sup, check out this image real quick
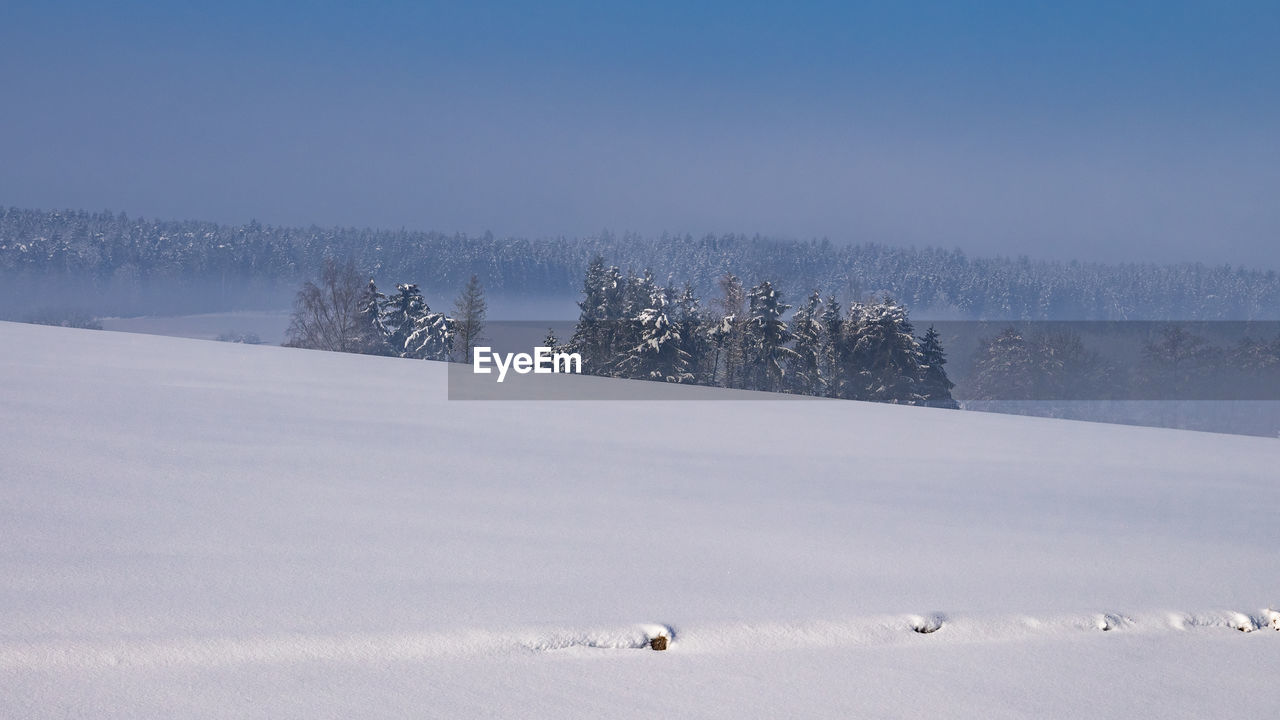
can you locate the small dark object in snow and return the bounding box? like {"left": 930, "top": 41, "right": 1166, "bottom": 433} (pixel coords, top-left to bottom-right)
{"left": 910, "top": 614, "right": 945, "bottom": 634}
{"left": 649, "top": 635, "right": 668, "bottom": 651}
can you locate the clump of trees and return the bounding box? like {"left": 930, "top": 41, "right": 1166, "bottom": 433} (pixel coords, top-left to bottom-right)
{"left": 966, "top": 328, "right": 1113, "bottom": 401}
{"left": 285, "top": 258, "right": 458, "bottom": 361}
{"left": 961, "top": 324, "right": 1280, "bottom": 401}
{"left": 285, "top": 255, "right": 959, "bottom": 407}
{"left": 563, "top": 257, "right": 958, "bottom": 407}
{"left": 215, "top": 331, "right": 263, "bottom": 344}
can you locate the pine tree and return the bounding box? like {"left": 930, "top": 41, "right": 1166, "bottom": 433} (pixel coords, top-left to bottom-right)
{"left": 598, "top": 265, "right": 626, "bottom": 369}
{"left": 917, "top": 325, "right": 959, "bottom": 408}
{"left": 711, "top": 273, "right": 746, "bottom": 388}
{"left": 543, "top": 327, "right": 559, "bottom": 350}
{"left": 843, "top": 298, "right": 924, "bottom": 404}
{"left": 382, "top": 283, "right": 428, "bottom": 358}
{"left": 820, "top": 295, "right": 845, "bottom": 398}
{"left": 568, "top": 256, "right": 607, "bottom": 370}
{"left": 788, "top": 290, "right": 824, "bottom": 395}
{"left": 615, "top": 270, "right": 660, "bottom": 376}
{"left": 568, "top": 257, "right": 624, "bottom": 375}
{"left": 742, "top": 281, "right": 798, "bottom": 393}
{"left": 616, "top": 283, "right": 693, "bottom": 383}
{"left": 673, "top": 283, "right": 713, "bottom": 384}
{"left": 404, "top": 306, "right": 455, "bottom": 361}
{"left": 1031, "top": 330, "right": 1112, "bottom": 401}
{"left": 1138, "top": 325, "right": 1221, "bottom": 398}
{"left": 356, "top": 278, "right": 390, "bottom": 356}
{"left": 968, "top": 326, "right": 1037, "bottom": 400}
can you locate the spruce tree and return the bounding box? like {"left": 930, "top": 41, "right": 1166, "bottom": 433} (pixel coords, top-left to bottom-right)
{"left": 820, "top": 295, "right": 846, "bottom": 398}
{"left": 568, "top": 258, "right": 625, "bottom": 375}
{"left": 742, "top": 281, "right": 798, "bottom": 393}
{"left": 382, "top": 283, "right": 428, "bottom": 358}
{"left": 597, "top": 265, "right": 626, "bottom": 370}
{"left": 673, "top": 283, "right": 713, "bottom": 384}
{"left": 1138, "top": 325, "right": 1221, "bottom": 398}
{"left": 711, "top": 273, "right": 746, "bottom": 388}
{"left": 404, "top": 306, "right": 455, "bottom": 361}
{"left": 788, "top": 290, "right": 824, "bottom": 396}
{"left": 616, "top": 285, "right": 693, "bottom": 383}
{"left": 568, "top": 257, "right": 605, "bottom": 370}
{"left": 917, "top": 325, "right": 959, "bottom": 408}
{"left": 844, "top": 298, "right": 924, "bottom": 404}
{"left": 355, "top": 278, "right": 390, "bottom": 356}
{"left": 615, "top": 270, "right": 660, "bottom": 376}
{"left": 968, "top": 327, "right": 1037, "bottom": 400}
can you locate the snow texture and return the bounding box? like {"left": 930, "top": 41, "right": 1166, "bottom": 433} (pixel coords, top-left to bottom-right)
{"left": 1, "top": 321, "right": 1277, "bottom": 718}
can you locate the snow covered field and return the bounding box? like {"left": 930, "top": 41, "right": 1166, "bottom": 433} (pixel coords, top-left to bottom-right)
{"left": 2, "top": 321, "right": 1277, "bottom": 718}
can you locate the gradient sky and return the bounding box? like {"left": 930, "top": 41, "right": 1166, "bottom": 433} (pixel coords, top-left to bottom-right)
{"left": 2, "top": 1, "right": 1277, "bottom": 267}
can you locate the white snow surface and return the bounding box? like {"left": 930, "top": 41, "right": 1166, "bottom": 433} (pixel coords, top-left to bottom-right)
{"left": 2, "top": 321, "right": 1277, "bottom": 718}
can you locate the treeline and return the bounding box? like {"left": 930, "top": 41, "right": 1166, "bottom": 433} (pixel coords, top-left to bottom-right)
{"left": 557, "top": 258, "right": 959, "bottom": 406}
{"left": 283, "top": 260, "right": 1280, "bottom": 407}
{"left": 286, "top": 257, "right": 959, "bottom": 407}
{"left": 959, "top": 324, "right": 1280, "bottom": 401}
{"left": 4, "top": 206, "right": 1280, "bottom": 320}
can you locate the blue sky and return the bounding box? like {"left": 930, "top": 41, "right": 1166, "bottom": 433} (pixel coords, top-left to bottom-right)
{"left": 2, "top": 1, "right": 1277, "bottom": 266}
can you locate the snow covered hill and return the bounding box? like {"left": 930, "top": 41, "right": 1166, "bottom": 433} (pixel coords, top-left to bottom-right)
{"left": 2, "top": 321, "right": 1277, "bottom": 718}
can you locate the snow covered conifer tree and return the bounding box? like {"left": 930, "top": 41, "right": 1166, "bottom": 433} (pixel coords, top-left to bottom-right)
{"left": 568, "top": 257, "right": 607, "bottom": 370}
{"left": 673, "top": 283, "right": 713, "bottom": 384}
{"left": 968, "top": 326, "right": 1036, "bottom": 400}
{"left": 617, "top": 270, "right": 657, "bottom": 364}
{"left": 568, "top": 258, "right": 624, "bottom": 375}
{"left": 404, "top": 305, "right": 455, "bottom": 361}
{"left": 788, "top": 290, "right": 824, "bottom": 396}
{"left": 381, "top": 283, "right": 428, "bottom": 358}
{"left": 843, "top": 297, "right": 924, "bottom": 404}
{"left": 711, "top": 273, "right": 746, "bottom": 388}
{"left": 616, "top": 284, "right": 692, "bottom": 383}
{"left": 355, "top": 278, "right": 391, "bottom": 356}
{"left": 820, "top": 295, "right": 846, "bottom": 398}
{"left": 741, "top": 281, "right": 798, "bottom": 393}
{"left": 917, "top": 325, "right": 959, "bottom": 408}
{"left": 597, "top": 265, "right": 626, "bottom": 369}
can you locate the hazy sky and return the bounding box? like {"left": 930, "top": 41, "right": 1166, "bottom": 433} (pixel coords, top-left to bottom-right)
{"left": 2, "top": 1, "right": 1277, "bottom": 267}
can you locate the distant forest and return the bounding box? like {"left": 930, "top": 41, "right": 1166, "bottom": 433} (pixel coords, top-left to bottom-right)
{"left": 3, "top": 206, "right": 1279, "bottom": 320}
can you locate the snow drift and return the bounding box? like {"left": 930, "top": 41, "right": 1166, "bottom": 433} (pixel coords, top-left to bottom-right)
{"left": 1, "top": 321, "right": 1276, "bottom": 718}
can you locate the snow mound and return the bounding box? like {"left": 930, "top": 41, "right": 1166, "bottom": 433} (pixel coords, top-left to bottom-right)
{"left": 520, "top": 624, "right": 675, "bottom": 652}
{"left": 909, "top": 613, "right": 947, "bottom": 634}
